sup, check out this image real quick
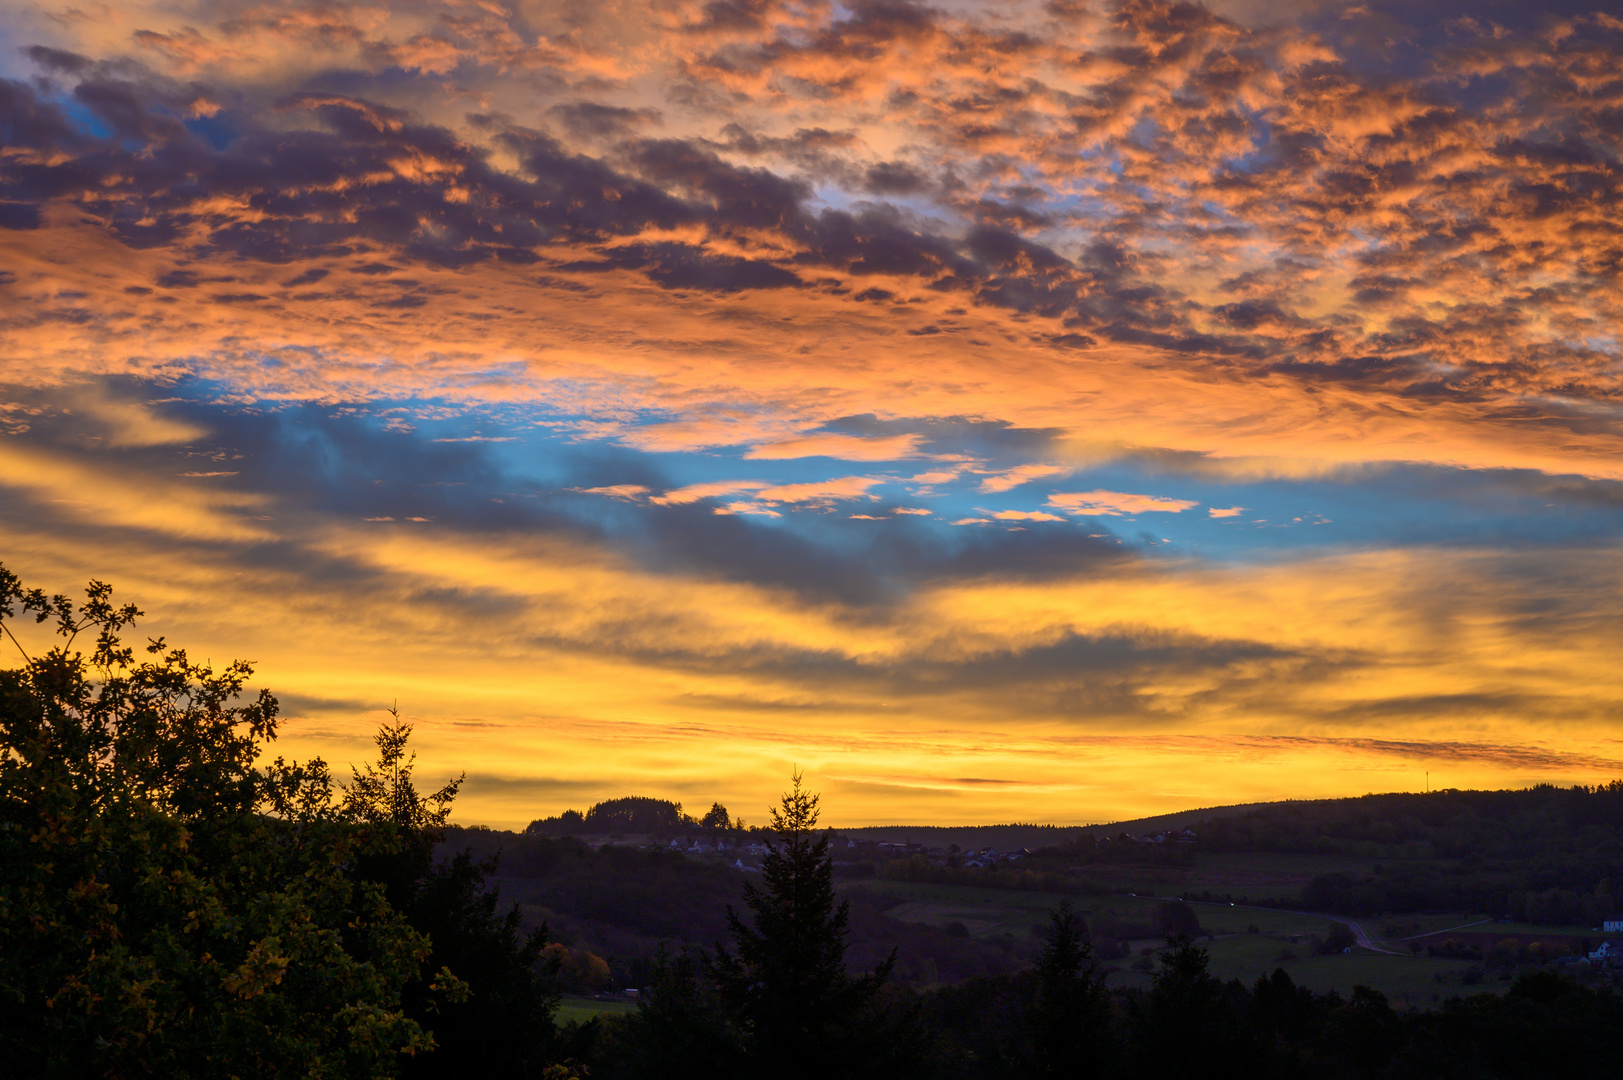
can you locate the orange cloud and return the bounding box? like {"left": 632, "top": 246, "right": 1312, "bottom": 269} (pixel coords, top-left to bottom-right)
{"left": 976, "top": 463, "right": 1068, "bottom": 493}
{"left": 5, "top": 459, "right": 1620, "bottom": 830}
{"left": 713, "top": 501, "right": 781, "bottom": 517}
{"left": 1046, "top": 491, "right": 1200, "bottom": 516}
{"left": 755, "top": 476, "right": 885, "bottom": 504}
{"left": 984, "top": 509, "right": 1067, "bottom": 522}
{"left": 6, "top": 0, "right": 1623, "bottom": 829}
{"left": 651, "top": 480, "right": 769, "bottom": 505}
{"left": 578, "top": 484, "right": 649, "bottom": 501}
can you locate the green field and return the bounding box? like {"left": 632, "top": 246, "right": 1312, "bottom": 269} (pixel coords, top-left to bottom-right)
{"left": 1473, "top": 921, "right": 1599, "bottom": 937}
{"left": 846, "top": 880, "right": 1333, "bottom": 940}
{"left": 556, "top": 995, "right": 637, "bottom": 1025}
{"left": 843, "top": 879, "right": 1521, "bottom": 1005}
{"left": 1190, "top": 931, "right": 1488, "bottom": 1008}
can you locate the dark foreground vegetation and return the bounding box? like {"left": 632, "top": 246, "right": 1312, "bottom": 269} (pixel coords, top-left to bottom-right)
{"left": 6, "top": 567, "right": 1623, "bottom": 1079}
{"left": 0, "top": 569, "right": 558, "bottom": 1078}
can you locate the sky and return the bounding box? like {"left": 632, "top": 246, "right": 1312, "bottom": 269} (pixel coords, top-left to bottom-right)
{"left": 2, "top": 0, "right": 1622, "bottom": 829}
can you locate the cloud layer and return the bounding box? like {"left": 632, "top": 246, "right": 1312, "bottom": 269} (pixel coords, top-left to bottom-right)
{"left": 2, "top": 1, "right": 1622, "bottom": 824}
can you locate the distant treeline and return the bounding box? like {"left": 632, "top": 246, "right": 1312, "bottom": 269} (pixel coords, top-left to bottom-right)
{"left": 1188, "top": 784, "right": 1623, "bottom": 859}
{"left": 898, "top": 953, "right": 1623, "bottom": 1080}
{"left": 525, "top": 796, "right": 741, "bottom": 837}
{"left": 523, "top": 806, "right": 1096, "bottom": 852}
{"left": 998, "top": 783, "right": 1623, "bottom": 924}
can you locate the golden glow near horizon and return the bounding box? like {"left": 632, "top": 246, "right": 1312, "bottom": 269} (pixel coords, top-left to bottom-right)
{"left": 3, "top": 1, "right": 1622, "bottom": 828}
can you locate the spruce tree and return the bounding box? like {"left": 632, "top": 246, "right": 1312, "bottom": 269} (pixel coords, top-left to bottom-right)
{"left": 1029, "top": 900, "right": 1112, "bottom": 1079}
{"left": 710, "top": 772, "right": 913, "bottom": 1080}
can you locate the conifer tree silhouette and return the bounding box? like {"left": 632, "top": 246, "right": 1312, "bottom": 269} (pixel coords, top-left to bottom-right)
{"left": 710, "top": 772, "right": 912, "bottom": 1080}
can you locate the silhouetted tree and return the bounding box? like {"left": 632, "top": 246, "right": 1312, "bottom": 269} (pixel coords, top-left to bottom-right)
{"left": 343, "top": 711, "right": 561, "bottom": 1079}
{"left": 1131, "top": 937, "right": 1273, "bottom": 1080}
{"left": 608, "top": 945, "right": 742, "bottom": 1080}
{"left": 1248, "top": 967, "right": 1317, "bottom": 1046}
{"left": 1317, "top": 923, "right": 1357, "bottom": 955}
{"left": 1316, "top": 984, "right": 1400, "bottom": 1073}
{"left": 1156, "top": 899, "right": 1203, "bottom": 938}
{"left": 702, "top": 801, "right": 732, "bottom": 830}
{"left": 344, "top": 706, "right": 463, "bottom": 911}
{"left": 584, "top": 796, "right": 690, "bottom": 834}
{"left": 0, "top": 566, "right": 564, "bottom": 1078}
{"left": 1028, "top": 900, "right": 1112, "bottom": 1079}
{"left": 917, "top": 972, "right": 1031, "bottom": 1080}
{"left": 711, "top": 772, "right": 918, "bottom": 1080}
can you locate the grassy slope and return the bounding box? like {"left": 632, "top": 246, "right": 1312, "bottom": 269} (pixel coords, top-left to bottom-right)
{"left": 555, "top": 996, "right": 636, "bottom": 1024}
{"left": 845, "top": 878, "right": 1512, "bottom": 1005}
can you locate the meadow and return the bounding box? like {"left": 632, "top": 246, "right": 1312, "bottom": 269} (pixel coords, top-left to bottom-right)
{"left": 841, "top": 878, "right": 1509, "bottom": 1006}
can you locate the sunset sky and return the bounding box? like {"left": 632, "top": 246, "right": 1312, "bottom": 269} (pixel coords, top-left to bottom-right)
{"left": 3, "top": 0, "right": 1622, "bottom": 829}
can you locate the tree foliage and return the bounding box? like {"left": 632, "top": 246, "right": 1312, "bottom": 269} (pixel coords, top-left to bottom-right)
{"left": 0, "top": 568, "right": 438, "bottom": 1077}
{"left": 701, "top": 801, "right": 732, "bottom": 830}
{"left": 1129, "top": 938, "right": 1270, "bottom": 1080}
{"left": 0, "top": 565, "right": 557, "bottom": 1078}
{"left": 527, "top": 796, "right": 696, "bottom": 836}
{"left": 604, "top": 945, "right": 741, "bottom": 1080}
{"left": 1156, "top": 899, "right": 1203, "bottom": 939}
{"left": 342, "top": 713, "right": 562, "bottom": 1078}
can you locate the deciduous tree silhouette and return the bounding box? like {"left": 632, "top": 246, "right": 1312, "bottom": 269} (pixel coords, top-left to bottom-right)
{"left": 0, "top": 566, "right": 436, "bottom": 1078}
{"left": 0, "top": 565, "right": 562, "bottom": 1079}
{"left": 701, "top": 801, "right": 732, "bottom": 830}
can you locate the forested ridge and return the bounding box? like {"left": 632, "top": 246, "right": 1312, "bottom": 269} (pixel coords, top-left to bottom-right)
{"left": 6, "top": 566, "right": 1623, "bottom": 1079}
{"left": 1184, "top": 786, "right": 1623, "bottom": 923}
{"left": 514, "top": 780, "right": 1623, "bottom": 932}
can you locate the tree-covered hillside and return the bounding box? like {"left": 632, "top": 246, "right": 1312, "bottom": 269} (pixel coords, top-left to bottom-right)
{"left": 438, "top": 826, "right": 1031, "bottom": 989}
{"left": 1102, "top": 786, "right": 1623, "bottom": 922}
